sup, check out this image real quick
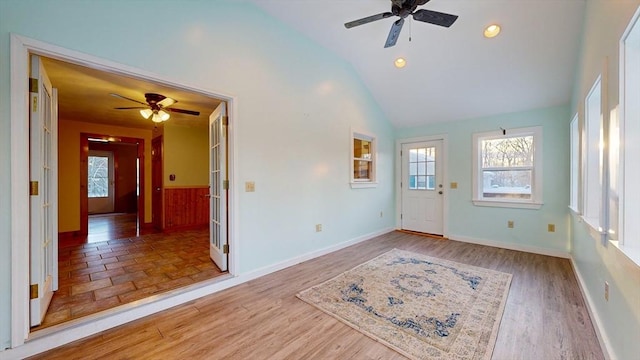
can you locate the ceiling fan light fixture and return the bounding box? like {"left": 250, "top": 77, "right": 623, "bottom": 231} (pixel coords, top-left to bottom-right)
{"left": 158, "top": 109, "right": 170, "bottom": 121}
{"left": 139, "top": 108, "right": 153, "bottom": 119}
{"left": 394, "top": 57, "right": 407, "bottom": 68}
{"left": 151, "top": 112, "right": 164, "bottom": 123}
{"left": 484, "top": 24, "right": 501, "bottom": 38}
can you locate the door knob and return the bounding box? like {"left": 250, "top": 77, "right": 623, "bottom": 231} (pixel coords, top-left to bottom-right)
{"left": 438, "top": 191, "right": 443, "bottom": 195}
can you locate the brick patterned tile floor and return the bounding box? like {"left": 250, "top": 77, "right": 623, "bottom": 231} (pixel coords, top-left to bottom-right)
{"left": 33, "top": 227, "right": 224, "bottom": 330}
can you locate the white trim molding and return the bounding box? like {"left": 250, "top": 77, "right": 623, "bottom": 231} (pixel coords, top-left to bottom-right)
{"left": 569, "top": 258, "right": 613, "bottom": 360}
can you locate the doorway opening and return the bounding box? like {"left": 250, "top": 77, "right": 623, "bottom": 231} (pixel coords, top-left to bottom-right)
{"left": 10, "top": 34, "right": 236, "bottom": 343}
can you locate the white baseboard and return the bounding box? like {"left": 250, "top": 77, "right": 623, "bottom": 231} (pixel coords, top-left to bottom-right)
{"left": 239, "top": 227, "right": 395, "bottom": 282}
{"left": 0, "top": 227, "right": 394, "bottom": 360}
{"left": 569, "top": 258, "right": 614, "bottom": 360}
{"left": 448, "top": 234, "right": 570, "bottom": 258}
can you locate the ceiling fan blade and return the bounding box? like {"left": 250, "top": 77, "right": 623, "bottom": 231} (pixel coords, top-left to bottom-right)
{"left": 412, "top": 9, "right": 458, "bottom": 27}
{"left": 114, "top": 107, "right": 147, "bottom": 110}
{"left": 166, "top": 108, "right": 200, "bottom": 116}
{"left": 345, "top": 12, "right": 393, "bottom": 28}
{"left": 384, "top": 18, "right": 405, "bottom": 48}
{"left": 158, "top": 97, "right": 177, "bottom": 108}
{"left": 110, "top": 93, "right": 147, "bottom": 105}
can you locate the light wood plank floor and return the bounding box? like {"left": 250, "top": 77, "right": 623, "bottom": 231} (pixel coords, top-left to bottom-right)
{"left": 30, "top": 231, "right": 604, "bottom": 360}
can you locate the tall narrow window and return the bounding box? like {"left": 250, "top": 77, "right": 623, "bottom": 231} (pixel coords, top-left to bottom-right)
{"left": 569, "top": 113, "right": 579, "bottom": 212}
{"left": 472, "top": 126, "right": 542, "bottom": 209}
{"left": 619, "top": 6, "right": 640, "bottom": 263}
{"left": 584, "top": 77, "right": 602, "bottom": 230}
{"left": 350, "top": 131, "right": 377, "bottom": 188}
{"left": 88, "top": 155, "right": 109, "bottom": 198}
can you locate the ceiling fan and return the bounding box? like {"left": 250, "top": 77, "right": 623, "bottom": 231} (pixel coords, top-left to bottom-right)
{"left": 344, "top": 0, "right": 459, "bottom": 48}
{"left": 111, "top": 92, "right": 200, "bottom": 123}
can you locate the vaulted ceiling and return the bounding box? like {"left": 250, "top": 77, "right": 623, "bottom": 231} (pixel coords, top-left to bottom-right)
{"left": 252, "top": 0, "right": 586, "bottom": 127}
{"left": 43, "top": 1, "right": 586, "bottom": 131}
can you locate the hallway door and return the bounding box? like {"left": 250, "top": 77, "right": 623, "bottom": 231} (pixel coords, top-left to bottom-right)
{"left": 209, "top": 102, "right": 228, "bottom": 271}
{"left": 152, "top": 136, "right": 163, "bottom": 230}
{"left": 29, "top": 55, "right": 58, "bottom": 326}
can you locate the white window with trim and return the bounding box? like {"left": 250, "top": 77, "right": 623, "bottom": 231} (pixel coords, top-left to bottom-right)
{"left": 472, "top": 126, "right": 543, "bottom": 209}
{"left": 569, "top": 113, "right": 580, "bottom": 213}
{"left": 583, "top": 76, "right": 603, "bottom": 231}
{"left": 350, "top": 131, "right": 377, "bottom": 188}
{"left": 618, "top": 5, "right": 640, "bottom": 264}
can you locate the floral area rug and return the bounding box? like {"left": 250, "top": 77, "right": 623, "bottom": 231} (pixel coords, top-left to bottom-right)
{"left": 296, "top": 249, "right": 512, "bottom": 360}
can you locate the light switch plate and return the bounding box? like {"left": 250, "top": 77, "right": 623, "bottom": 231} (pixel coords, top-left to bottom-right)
{"left": 450, "top": 182, "right": 458, "bottom": 189}
{"left": 245, "top": 181, "right": 255, "bottom": 192}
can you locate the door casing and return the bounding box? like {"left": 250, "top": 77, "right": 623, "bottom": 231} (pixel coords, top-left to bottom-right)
{"left": 10, "top": 34, "right": 237, "bottom": 348}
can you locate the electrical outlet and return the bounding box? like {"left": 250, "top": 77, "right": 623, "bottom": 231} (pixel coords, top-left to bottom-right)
{"left": 508, "top": 220, "right": 514, "bottom": 228}
{"left": 315, "top": 224, "right": 322, "bottom": 232}
{"left": 548, "top": 224, "right": 556, "bottom": 232}
{"left": 604, "top": 281, "right": 609, "bottom": 301}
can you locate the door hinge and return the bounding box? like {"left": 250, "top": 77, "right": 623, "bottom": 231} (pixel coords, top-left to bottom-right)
{"left": 30, "top": 284, "right": 38, "bottom": 299}
{"left": 223, "top": 244, "right": 229, "bottom": 254}
{"left": 32, "top": 96, "right": 38, "bottom": 112}
{"left": 29, "top": 78, "right": 38, "bottom": 93}
{"left": 222, "top": 115, "right": 228, "bottom": 126}
{"left": 400, "top": 150, "right": 402, "bottom": 156}
{"left": 223, "top": 180, "right": 229, "bottom": 190}
{"left": 400, "top": 213, "right": 403, "bottom": 220}
{"left": 30, "top": 181, "right": 39, "bottom": 196}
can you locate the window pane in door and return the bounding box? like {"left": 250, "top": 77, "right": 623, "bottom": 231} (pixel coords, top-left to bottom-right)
{"left": 88, "top": 156, "right": 109, "bottom": 198}
{"left": 408, "top": 146, "right": 436, "bottom": 190}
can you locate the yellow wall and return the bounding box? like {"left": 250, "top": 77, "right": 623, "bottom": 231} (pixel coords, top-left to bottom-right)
{"left": 163, "top": 122, "right": 209, "bottom": 187}
{"left": 58, "top": 119, "right": 154, "bottom": 232}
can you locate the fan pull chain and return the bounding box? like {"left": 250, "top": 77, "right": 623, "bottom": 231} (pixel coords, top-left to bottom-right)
{"left": 409, "top": 17, "right": 412, "bottom": 42}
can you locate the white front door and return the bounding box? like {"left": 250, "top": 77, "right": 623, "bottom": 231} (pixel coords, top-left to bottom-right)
{"left": 88, "top": 150, "right": 115, "bottom": 214}
{"left": 209, "top": 102, "right": 228, "bottom": 271}
{"left": 401, "top": 140, "right": 444, "bottom": 235}
{"left": 29, "top": 55, "right": 58, "bottom": 326}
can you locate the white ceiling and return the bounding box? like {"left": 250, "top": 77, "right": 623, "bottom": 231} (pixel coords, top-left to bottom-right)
{"left": 252, "top": 0, "right": 586, "bottom": 128}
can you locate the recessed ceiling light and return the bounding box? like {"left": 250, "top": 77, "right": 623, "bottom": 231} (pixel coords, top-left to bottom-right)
{"left": 484, "top": 24, "right": 501, "bottom": 38}
{"left": 394, "top": 57, "right": 407, "bottom": 68}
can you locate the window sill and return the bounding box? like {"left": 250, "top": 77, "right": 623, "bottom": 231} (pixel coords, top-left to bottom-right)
{"left": 472, "top": 199, "right": 542, "bottom": 209}
{"left": 609, "top": 240, "right": 640, "bottom": 268}
{"left": 350, "top": 182, "right": 378, "bottom": 189}
{"left": 581, "top": 216, "right": 607, "bottom": 243}
{"left": 568, "top": 206, "right": 581, "bottom": 216}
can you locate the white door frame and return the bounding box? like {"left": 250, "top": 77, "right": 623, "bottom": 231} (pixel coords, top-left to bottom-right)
{"left": 9, "top": 34, "right": 239, "bottom": 347}
{"left": 395, "top": 134, "right": 449, "bottom": 237}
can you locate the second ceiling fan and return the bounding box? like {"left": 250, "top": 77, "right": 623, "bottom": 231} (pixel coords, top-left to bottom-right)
{"left": 344, "top": 0, "right": 459, "bottom": 48}
{"left": 111, "top": 92, "right": 200, "bottom": 123}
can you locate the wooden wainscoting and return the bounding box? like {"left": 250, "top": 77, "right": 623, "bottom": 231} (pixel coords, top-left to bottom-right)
{"left": 164, "top": 187, "right": 210, "bottom": 230}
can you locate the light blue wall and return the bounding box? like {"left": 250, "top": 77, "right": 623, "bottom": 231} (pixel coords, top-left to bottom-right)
{"left": 0, "top": 0, "right": 395, "bottom": 349}
{"left": 396, "top": 105, "right": 571, "bottom": 254}
{"left": 569, "top": 1, "right": 640, "bottom": 359}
